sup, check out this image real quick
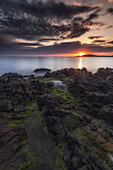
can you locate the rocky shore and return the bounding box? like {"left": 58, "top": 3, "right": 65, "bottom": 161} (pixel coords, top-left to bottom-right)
{"left": 0, "top": 68, "right": 113, "bottom": 170}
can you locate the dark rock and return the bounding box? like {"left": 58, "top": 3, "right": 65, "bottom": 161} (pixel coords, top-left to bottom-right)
{"left": 14, "top": 105, "right": 24, "bottom": 112}
{"left": 23, "top": 75, "right": 35, "bottom": 79}
{"left": 1, "top": 68, "right": 113, "bottom": 170}
{"left": 0, "top": 126, "right": 27, "bottom": 170}
{"left": 99, "top": 104, "right": 113, "bottom": 124}
{"left": 34, "top": 68, "right": 51, "bottom": 73}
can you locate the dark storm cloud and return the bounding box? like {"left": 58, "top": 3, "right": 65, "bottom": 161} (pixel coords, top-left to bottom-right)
{"left": 1, "top": 39, "right": 113, "bottom": 55}
{"left": 0, "top": 0, "right": 101, "bottom": 42}
{"left": 0, "top": 34, "right": 42, "bottom": 54}
{"left": 108, "top": 41, "right": 113, "bottom": 44}
{"left": 84, "top": 11, "right": 99, "bottom": 22}
{"left": 18, "top": 41, "right": 113, "bottom": 55}
{"left": 106, "top": 8, "right": 113, "bottom": 15}
{"left": 14, "top": 42, "right": 42, "bottom": 46}
{"left": 0, "top": 0, "right": 97, "bottom": 19}
{"left": 93, "top": 40, "right": 106, "bottom": 43}
{"left": 82, "top": 8, "right": 104, "bottom": 27}
{"left": 88, "top": 36, "right": 104, "bottom": 39}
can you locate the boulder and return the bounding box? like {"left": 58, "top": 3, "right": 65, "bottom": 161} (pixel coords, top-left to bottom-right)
{"left": 34, "top": 68, "right": 51, "bottom": 73}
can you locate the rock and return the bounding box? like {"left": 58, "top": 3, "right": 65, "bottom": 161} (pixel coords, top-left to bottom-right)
{"left": 34, "top": 68, "right": 51, "bottom": 73}
{"left": 99, "top": 104, "right": 113, "bottom": 124}
{"left": 37, "top": 68, "right": 113, "bottom": 169}
{"left": 0, "top": 126, "right": 28, "bottom": 170}
{"left": 1, "top": 68, "right": 113, "bottom": 170}
{"left": 14, "top": 105, "right": 24, "bottom": 112}
{"left": 0, "top": 99, "right": 13, "bottom": 112}
{"left": 23, "top": 75, "right": 35, "bottom": 79}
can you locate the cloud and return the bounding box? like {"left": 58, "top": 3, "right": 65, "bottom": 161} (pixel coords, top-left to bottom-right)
{"left": 14, "top": 42, "right": 42, "bottom": 46}
{"left": 34, "top": 41, "right": 113, "bottom": 54}
{"left": 82, "top": 8, "right": 104, "bottom": 27}
{"left": 106, "top": 8, "right": 113, "bottom": 15}
{"left": 108, "top": 40, "right": 113, "bottom": 44}
{"left": 106, "top": 25, "right": 113, "bottom": 29}
{"left": 93, "top": 40, "right": 106, "bottom": 43}
{"left": 1, "top": 40, "right": 113, "bottom": 56}
{"left": 88, "top": 36, "right": 104, "bottom": 39}
{"left": 108, "top": 0, "right": 113, "bottom": 3}
{"left": 0, "top": 0, "right": 101, "bottom": 43}
{"left": 0, "top": 34, "right": 43, "bottom": 54}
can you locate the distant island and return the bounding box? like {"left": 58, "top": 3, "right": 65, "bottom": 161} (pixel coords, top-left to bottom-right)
{"left": 82, "top": 54, "right": 113, "bottom": 57}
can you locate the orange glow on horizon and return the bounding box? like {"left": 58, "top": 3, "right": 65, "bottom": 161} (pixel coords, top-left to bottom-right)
{"left": 1, "top": 51, "right": 113, "bottom": 57}
{"left": 1, "top": 53, "right": 84, "bottom": 57}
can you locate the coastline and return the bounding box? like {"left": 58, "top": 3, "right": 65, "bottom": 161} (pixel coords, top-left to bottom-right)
{"left": 0, "top": 67, "right": 113, "bottom": 169}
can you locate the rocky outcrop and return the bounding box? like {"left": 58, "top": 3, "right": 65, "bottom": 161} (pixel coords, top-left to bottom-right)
{"left": 0, "top": 73, "right": 32, "bottom": 113}
{"left": 37, "top": 93, "right": 113, "bottom": 169}
{"left": 0, "top": 72, "right": 54, "bottom": 169}
{"left": 0, "top": 126, "right": 27, "bottom": 170}
{"left": 34, "top": 68, "right": 51, "bottom": 73}
{"left": 68, "top": 68, "right": 113, "bottom": 124}
{"left": 37, "top": 67, "right": 113, "bottom": 169}
{"left": 1, "top": 68, "right": 113, "bottom": 170}
{"left": 44, "top": 68, "right": 79, "bottom": 78}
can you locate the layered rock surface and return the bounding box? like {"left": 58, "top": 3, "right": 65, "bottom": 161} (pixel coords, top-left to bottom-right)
{"left": 1, "top": 68, "right": 113, "bottom": 170}
{"left": 0, "top": 72, "right": 53, "bottom": 170}
{"left": 39, "top": 67, "right": 113, "bottom": 169}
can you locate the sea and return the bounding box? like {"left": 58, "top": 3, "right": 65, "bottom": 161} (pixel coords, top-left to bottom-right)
{"left": 0, "top": 56, "right": 113, "bottom": 76}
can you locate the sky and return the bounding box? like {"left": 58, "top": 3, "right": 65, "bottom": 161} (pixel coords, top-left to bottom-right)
{"left": 0, "top": 0, "right": 113, "bottom": 56}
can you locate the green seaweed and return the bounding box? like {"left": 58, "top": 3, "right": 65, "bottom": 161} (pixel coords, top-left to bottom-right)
{"left": 7, "top": 100, "right": 36, "bottom": 127}
{"left": 18, "top": 145, "right": 30, "bottom": 170}
{"left": 58, "top": 141, "right": 66, "bottom": 159}
{"left": 49, "top": 86, "right": 77, "bottom": 104}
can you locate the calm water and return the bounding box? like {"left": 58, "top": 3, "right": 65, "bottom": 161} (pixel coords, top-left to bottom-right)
{"left": 0, "top": 57, "right": 113, "bottom": 75}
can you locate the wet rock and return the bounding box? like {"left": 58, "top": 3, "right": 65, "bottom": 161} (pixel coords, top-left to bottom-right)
{"left": 0, "top": 126, "right": 27, "bottom": 170}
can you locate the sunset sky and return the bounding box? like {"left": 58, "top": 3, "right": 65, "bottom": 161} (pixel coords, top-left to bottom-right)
{"left": 0, "top": 0, "right": 113, "bottom": 56}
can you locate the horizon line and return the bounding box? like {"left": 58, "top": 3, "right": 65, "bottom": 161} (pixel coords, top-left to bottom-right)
{"left": 0, "top": 53, "right": 113, "bottom": 57}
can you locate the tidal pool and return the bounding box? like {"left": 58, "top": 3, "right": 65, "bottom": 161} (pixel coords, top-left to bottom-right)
{"left": 45, "top": 80, "right": 66, "bottom": 90}
{"left": 21, "top": 103, "right": 66, "bottom": 170}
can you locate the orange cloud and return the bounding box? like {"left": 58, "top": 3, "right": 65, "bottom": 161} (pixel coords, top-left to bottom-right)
{"left": 108, "top": 0, "right": 113, "bottom": 3}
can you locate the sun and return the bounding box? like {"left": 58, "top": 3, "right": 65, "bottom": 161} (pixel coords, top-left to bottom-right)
{"left": 77, "top": 52, "right": 86, "bottom": 57}
{"left": 74, "top": 52, "right": 86, "bottom": 57}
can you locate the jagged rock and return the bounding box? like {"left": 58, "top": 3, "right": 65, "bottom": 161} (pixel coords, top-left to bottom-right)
{"left": 1, "top": 68, "right": 113, "bottom": 170}
{"left": 0, "top": 126, "right": 27, "bottom": 170}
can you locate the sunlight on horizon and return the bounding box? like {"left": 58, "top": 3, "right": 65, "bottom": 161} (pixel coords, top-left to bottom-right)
{"left": 75, "top": 52, "right": 86, "bottom": 57}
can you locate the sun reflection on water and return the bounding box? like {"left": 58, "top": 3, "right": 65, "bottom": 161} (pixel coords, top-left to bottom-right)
{"left": 78, "top": 57, "right": 83, "bottom": 69}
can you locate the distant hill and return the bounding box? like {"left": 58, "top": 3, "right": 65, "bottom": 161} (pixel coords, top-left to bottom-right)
{"left": 81, "top": 54, "right": 113, "bottom": 57}
{"left": 83, "top": 54, "right": 98, "bottom": 57}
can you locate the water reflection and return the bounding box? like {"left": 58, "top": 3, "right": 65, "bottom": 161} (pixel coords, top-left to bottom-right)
{"left": 1, "top": 57, "right": 113, "bottom": 75}
{"left": 78, "top": 57, "right": 83, "bottom": 69}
